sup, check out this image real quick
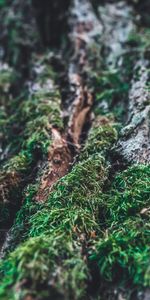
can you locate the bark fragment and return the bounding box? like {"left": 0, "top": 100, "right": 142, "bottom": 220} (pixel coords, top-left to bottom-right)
{"left": 36, "top": 128, "right": 72, "bottom": 201}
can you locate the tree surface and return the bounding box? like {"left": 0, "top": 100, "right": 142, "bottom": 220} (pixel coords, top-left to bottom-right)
{"left": 0, "top": 0, "right": 150, "bottom": 299}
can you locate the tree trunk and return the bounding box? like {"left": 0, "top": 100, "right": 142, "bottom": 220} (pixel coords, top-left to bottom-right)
{"left": 0, "top": 1, "right": 150, "bottom": 300}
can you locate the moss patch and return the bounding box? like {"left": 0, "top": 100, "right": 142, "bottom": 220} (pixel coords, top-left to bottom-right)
{"left": 0, "top": 154, "right": 107, "bottom": 299}
{"left": 93, "top": 69, "right": 129, "bottom": 121}
{"left": 0, "top": 55, "right": 63, "bottom": 226}
{"left": 0, "top": 118, "right": 117, "bottom": 299}
{"left": 90, "top": 164, "right": 150, "bottom": 295}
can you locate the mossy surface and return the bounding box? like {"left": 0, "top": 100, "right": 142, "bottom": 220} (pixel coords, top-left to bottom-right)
{"left": 93, "top": 69, "right": 129, "bottom": 122}
{"left": 0, "top": 118, "right": 117, "bottom": 299}
{"left": 90, "top": 164, "right": 150, "bottom": 295}
{"left": 0, "top": 0, "right": 41, "bottom": 73}
{"left": 0, "top": 55, "right": 63, "bottom": 226}
{"left": 92, "top": 218, "right": 150, "bottom": 287}
{"left": 0, "top": 1, "right": 150, "bottom": 299}
{"left": 1, "top": 121, "right": 149, "bottom": 299}
{"left": 80, "top": 116, "right": 117, "bottom": 161}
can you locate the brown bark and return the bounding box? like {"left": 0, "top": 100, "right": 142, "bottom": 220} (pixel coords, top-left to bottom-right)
{"left": 35, "top": 0, "right": 103, "bottom": 201}
{"left": 66, "top": 0, "right": 102, "bottom": 147}
{"left": 36, "top": 128, "right": 72, "bottom": 201}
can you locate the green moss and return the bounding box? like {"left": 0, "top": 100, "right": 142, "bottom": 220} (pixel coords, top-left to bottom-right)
{"left": 28, "top": 154, "right": 107, "bottom": 236}
{"left": 90, "top": 164, "right": 150, "bottom": 292}
{"left": 0, "top": 154, "right": 106, "bottom": 299}
{"left": 0, "top": 117, "right": 118, "bottom": 299}
{"left": 0, "top": 86, "right": 61, "bottom": 219}
{"left": 0, "top": 236, "right": 88, "bottom": 300}
{"left": 80, "top": 116, "right": 117, "bottom": 160}
{"left": 106, "top": 165, "right": 150, "bottom": 223}
{"left": 128, "top": 28, "right": 150, "bottom": 51}
{"left": 93, "top": 69, "right": 129, "bottom": 120}
{"left": 0, "top": 55, "right": 63, "bottom": 228}
{"left": 91, "top": 218, "right": 150, "bottom": 287}
{"left": 3, "top": 56, "right": 63, "bottom": 156}
{"left": 0, "top": 110, "right": 118, "bottom": 298}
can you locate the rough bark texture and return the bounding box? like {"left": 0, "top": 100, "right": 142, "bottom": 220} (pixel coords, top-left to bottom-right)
{"left": 0, "top": 0, "right": 150, "bottom": 300}
{"left": 115, "top": 59, "right": 150, "bottom": 164}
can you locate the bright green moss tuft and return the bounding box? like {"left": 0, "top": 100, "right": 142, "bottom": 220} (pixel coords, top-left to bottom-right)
{"left": 80, "top": 116, "right": 117, "bottom": 160}
{"left": 0, "top": 154, "right": 107, "bottom": 299}
{"left": 106, "top": 164, "right": 150, "bottom": 223}
{"left": 91, "top": 217, "right": 150, "bottom": 287}
{"left": 0, "top": 116, "right": 118, "bottom": 298}
{"left": 90, "top": 164, "right": 150, "bottom": 291}
{"left": 28, "top": 154, "right": 107, "bottom": 237}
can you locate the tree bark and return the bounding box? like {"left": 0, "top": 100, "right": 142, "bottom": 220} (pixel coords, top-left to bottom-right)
{"left": 0, "top": 1, "right": 150, "bottom": 300}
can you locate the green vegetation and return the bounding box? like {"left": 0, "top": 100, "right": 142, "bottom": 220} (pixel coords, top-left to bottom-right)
{"left": 93, "top": 69, "right": 129, "bottom": 121}
{"left": 1, "top": 116, "right": 149, "bottom": 299}
{"left": 0, "top": 0, "right": 6, "bottom": 7}
{"left": 106, "top": 165, "right": 150, "bottom": 223}
{"left": 0, "top": 236, "right": 89, "bottom": 300}
{"left": 80, "top": 116, "right": 117, "bottom": 160}
{"left": 90, "top": 164, "right": 150, "bottom": 292}
{"left": 128, "top": 28, "right": 150, "bottom": 51}
{"left": 0, "top": 118, "right": 117, "bottom": 299}
{"left": 92, "top": 218, "right": 150, "bottom": 287}
{"left": 0, "top": 0, "right": 41, "bottom": 70}
{"left": 0, "top": 56, "right": 62, "bottom": 225}
{"left": 0, "top": 1, "right": 150, "bottom": 300}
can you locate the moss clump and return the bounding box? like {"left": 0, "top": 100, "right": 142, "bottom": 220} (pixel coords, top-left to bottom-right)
{"left": 80, "top": 116, "right": 117, "bottom": 160}
{"left": 28, "top": 154, "right": 107, "bottom": 237}
{"left": 90, "top": 164, "right": 150, "bottom": 294}
{"left": 92, "top": 218, "right": 150, "bottom": 287}
{"left": 0, "top": 154, "right": 107, "bottom": 299}
{"left": 0, "top": 118, "right": 117, "bottom": 299}
{"left": 0, "top": 113, "right": 116, "bottom": 299}
{"left": 106, "top": 165, "right": 150, "bottom": 223}
{"left": 0, "top": 55, "right": 63, "bottom": 226}
{"left": 2, "top": 54, "right": 63, "bottom": 156}
{"left": 0, "top": 236, "right": 88, "bottom": 300}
